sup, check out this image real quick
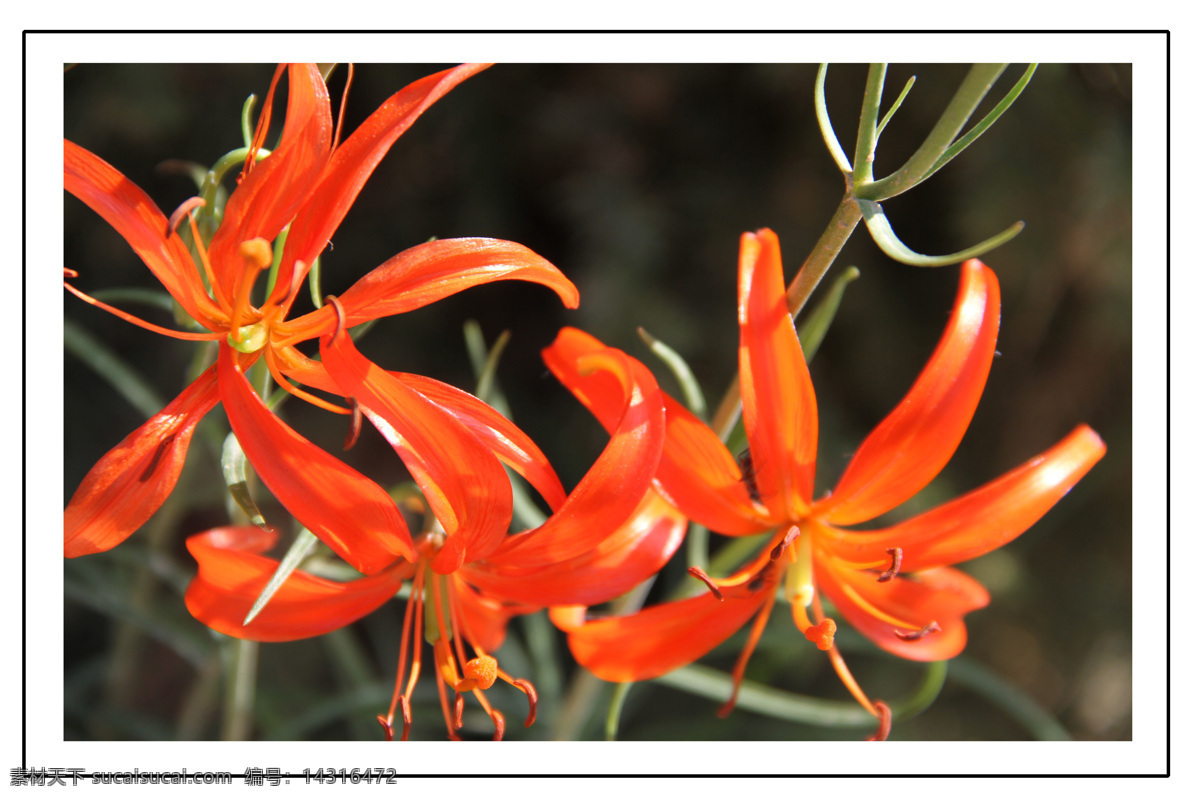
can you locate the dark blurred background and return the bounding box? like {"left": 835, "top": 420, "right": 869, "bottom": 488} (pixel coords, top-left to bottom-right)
{"left": 64, "top": 62, "right": 1132, "bottom": 742}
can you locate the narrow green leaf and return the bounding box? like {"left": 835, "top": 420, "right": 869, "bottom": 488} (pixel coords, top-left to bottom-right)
{"left": 475, "top": 329, "right": 511, "bottom": 405}
{"left": 64, "top": 318, "right": 165, "bottom": 418}
{"left": 243, "top": 528, "right": 319, "bottom": 626}
{"left": 240, "top": 94, "right": 258, "bottom": 149}
{"left": 858, "top": 198, "right": 1024, "bottom": 267}
{"left": 876, "top": 75, "right": 916, "bottom": 137}
{"left": 220, "top": 432, "right": 268, "bottom": 529}
{"left": 637, "top": 327, "right": 707, "bottom": 418}
{"left": 797, "top": 265, "right": 860, "bottom": 359}
{"left": 926, "top": 63, "right": 1038, "bottom": 180}
{"left": 814, "top": 64, "right": 852, "bottom": 174}
{"left": 307, "top": 253, "right": 323, "bottom": 311}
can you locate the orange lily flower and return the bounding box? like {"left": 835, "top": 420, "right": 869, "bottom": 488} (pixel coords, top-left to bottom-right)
{"left": 548, "top": 229, "right": 1106, "bottom": 739}
{"left": 64, "top": 63, "right": 578, "bottom": 574}
{"left": 184, "top": 326, "right": 680, "bottom": 739}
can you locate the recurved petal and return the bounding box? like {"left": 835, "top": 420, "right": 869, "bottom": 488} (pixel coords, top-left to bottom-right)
{"left": 486, "top": 340, "right": 665, "bottom": 569}
{"left": 63, "top": 139, "right": 225, "bottom": 327}
{"left": 542, "top": 328, "right": 765, "bottom": 535}
{"left": 815, "top": 559, "right": 990, "bottom": 661}
{"left": 335, "top": 238, "right": 579, "bottom": 326}
{"left": 184, "top": 526, "right": 406, "bottom": 642}
{"left": 738, "top": 228, "right": 818, "bottom": 520}
{"left": 319, "top": 333, "right": 512, "bottom": 574}
{"left": 462, "top": 490, "right": 687, "bottom": 607}
{"left": 273, "top": 64, "right": 491, "bottom": 305}
{"left": 217, "top": 344, "right": 414, "bottom": 574}
{"left": 208, "top": 64, "right": 332, "bottom": 296}
{"left": 817, "top": 259, "right": 1001, "bottom": 526}
{"left": 818, "top": 425, "right": 1107, "bottom": 572}
{"left": 394, "top": 373, "right": 567, "bottom": 512}
{"left": 550, "top": 574, "right": 775, "bottom": 683}
{"left": 65, "top": 365, "right": 220, "bottom": 557}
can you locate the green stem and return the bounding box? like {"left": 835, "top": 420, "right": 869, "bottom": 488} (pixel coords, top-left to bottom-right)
{"left": 710, "top": 191, "right": 862, "bottom": 441}
{"left": 851, "top": 64, "right": 887, "bottom": 186}
{"left": 220, "top": 638, "right": 259, "bottom": 740}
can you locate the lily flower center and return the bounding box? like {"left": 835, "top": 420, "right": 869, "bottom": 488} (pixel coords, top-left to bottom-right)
{"left": 378, "top": 553, "right": 537, "bottom": 742}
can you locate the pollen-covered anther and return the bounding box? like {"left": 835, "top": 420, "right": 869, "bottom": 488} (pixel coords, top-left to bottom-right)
{"left": 462, "top": 655, "right": 498, "bottom": 690}
{"left": 804, "top": 618, "right": 837, "bottom": 650}
{"left": 877, "top": 547, "right": 903, "bottom": 582}
{"left": 238, "top": 237, "right": 274, "bottom": 271}
{"left": 687, "top": 566, "right": 724, "bottom": 601}
{"left": 894, "top": 621, "right": 941, "bottom": 641}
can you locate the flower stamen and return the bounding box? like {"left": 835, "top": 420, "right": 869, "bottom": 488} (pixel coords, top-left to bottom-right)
{"left": 770, "top": 525, "right": 802, "bottom": 562}
{"left": 687, "top": 566, "right": 724, "bottom": 600}
{"left": 877, "top": 547, "right": 903, "bottom": 582}
{"left": 866, "top": 701, "right": 893, "bottom": 742}
{"left": 717, "top": 573, "right": 777, "bottom": 718}
{"left": 324, "top": 295, "right": 348, "bottom": 342}
{"left": 343, "top": 398, "right": 362, "bottom": 450}
{"left": 894, "top": 621, "right": 941, "bottom": 641}
{"left": 167, "top": 196, "right": 206, "bottom": 237}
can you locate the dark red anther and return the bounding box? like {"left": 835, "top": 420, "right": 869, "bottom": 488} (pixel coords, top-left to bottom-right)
{"left": 343, "top": 398, "right": 362, "bottom": 451}
{"left": 63, "top": 268, "right": 79, "bottom": 279}
{"left": 687, "top": 566, "right": 725, "bottom": 601}
{"left": 878, "top": 547, "right": 903, "bottom": 582}
{"left": 747, "top": 563, "right": 775, "bottom": 593}
{"left": 769, "top": 526, "right": 802, "bottom": 562}
{"left": 324, "top": 295, "right": 347, "bottom": 342}
{"left": 490, "top": 709, "right": 506, "bottom": 741}
{"left": 375, "top": 714, "right": 393, "bottom": 741}
{"left": 737, "top": 448, "right": 761, "bottom": 504}
{"left": 894, "top": 621, "right": 941, "bottom": 641}
{"left": 866, "top": 700, "right": 892, "bottom": 741}
{"left": 138, "top": 433, "right": 177, "bottom": 482}
{"left": 513, "top": 679, "right": 538, "bottom": 727}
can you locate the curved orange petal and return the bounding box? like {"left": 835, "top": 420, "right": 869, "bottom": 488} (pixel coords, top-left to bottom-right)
{"left": 738, "top": 228, "right": 818, "bottom": 520}
{"left": 394, "top": 373, "right": 567, "bottom": 512}
{"left": 818, "top": 425, "right": 1106, "bottom": 572}
{"left": 542, "top": 327, "right": 765, "bottom": 535}
{"left": 332, "top": 238, "right": 579, "bottom": 327}
{"left": 184, "top": 526, "right": 406, "bottom": 642}
{"left": 486, "top": 343, "right": 664, "bottom": 569}
{"left": 815, "top": 559, "right": 990, "bottom": 661}
{"left": 217, "top": 344, "right": 413, "bottom": 574}
{"left": 208, "top": 64, "right": 332, "bottom": 297}
{"left": 550, "top": 575, "right": 775, "bottom": 683}
{"left": 462, "top": 490, "right": 687, "bottom": 607}
{"left": 817, "top": 259, "right": 1001, "bottom": 525}
{"left": 63, "top": 139, "right": 225, "bottom": 327}
{"left": 65, "top": 365, "right": 220, "bottom": 557}
{"left": 272, "top": 64, "right": 491, "bottom": 305}
{"left": 319, "top": 333, "right": 512, "bottom": 574}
